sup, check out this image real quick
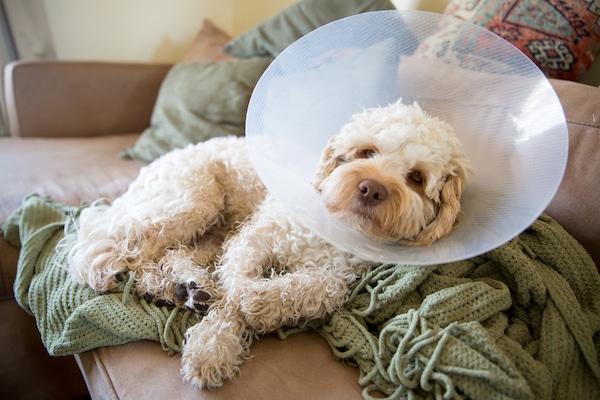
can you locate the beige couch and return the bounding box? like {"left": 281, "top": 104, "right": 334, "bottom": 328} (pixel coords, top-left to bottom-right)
{"left": 0, "top": 61, "right": 167, "bottom": 399}
{"left": 4, "top": 2, "right": 600, "bottom": 391}
{"left": 1, "top": 57, "right": 599, "bottom": 400}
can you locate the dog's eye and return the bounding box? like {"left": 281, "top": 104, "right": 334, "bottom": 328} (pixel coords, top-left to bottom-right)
{"left": 356, "top": 148, "right": 377, "bottom": 159}
{"left": 408, "top": 171, "right": 423, "bottom": 184}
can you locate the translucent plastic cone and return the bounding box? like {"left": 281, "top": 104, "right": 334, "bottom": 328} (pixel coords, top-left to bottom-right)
{"left": 246, "top": 10, "right": 568, "bottom": 264}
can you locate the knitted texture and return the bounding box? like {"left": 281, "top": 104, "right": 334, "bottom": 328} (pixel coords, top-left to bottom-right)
{"left": 5, "top": 195, "right": 600, "bottom": 399}
{"left": 300, "top": 216, "right": 600, "bottom": 399}
{"left": 4, "top": 195, "right": 200, "bottom": 356}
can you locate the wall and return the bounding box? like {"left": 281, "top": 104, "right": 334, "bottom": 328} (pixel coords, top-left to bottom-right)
{"left": 42, "top": 0, "right": 233, "bottom": 62}
{"left": 231, "top": 0, "right": 296, "bottom": 36}
{"left": 391, "top": 0, "right": 449, "bottom": 13}
{"left": 41, "top": 0, "right": 296, "bottom": 63}
{"left": 38, "top": 0, "right": 442, "bottom": 63}
{"left": 11, "top": 0, "right": 446, "bottom": 63}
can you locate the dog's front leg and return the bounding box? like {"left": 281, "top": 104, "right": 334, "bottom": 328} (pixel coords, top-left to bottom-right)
{"left": 68, "top": 141, "right": 247, "bottom": 292}
{"left": 239, "top": 269, "right": 353, "bottom": 333}
{"left": 132, "top": 246, "right": 223, "bottom": 311}
{"left": 217, "top": 196, "right": 361, "bottom": 334}
{"left": 181, "top": 299, "right": 253, "bottom": 389}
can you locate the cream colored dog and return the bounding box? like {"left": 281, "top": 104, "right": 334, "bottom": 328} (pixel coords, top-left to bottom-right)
{"left": 67, "top": 100, "right": 472, "bottom": 389}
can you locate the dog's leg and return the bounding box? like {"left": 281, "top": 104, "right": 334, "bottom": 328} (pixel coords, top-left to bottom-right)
{"left": 68, "top": 147, "right": 234, "bottom": 292}
{"left": 179, "top": 196, "right": 369, "bottom": 387}
{"left": 132, "top": 245, "right": 223, "bottom": 312}
{"left": 218, "top": 195, "right": 367, "bottom": 333}
{"left": 69, "top": 138, "right": 264, "bottom": 296}
{"left": 240, "top": 268, "right": 353, "bottom": 333}
{"left": 181, "top": 299, "right": 253, "bottom": 389}
{"left": 134, "top": 226, "right": 233, "bottom": 310}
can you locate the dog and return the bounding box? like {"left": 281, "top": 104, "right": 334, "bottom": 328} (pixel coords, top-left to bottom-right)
{"left": 67, "top": 100, "right": 472, "bottom": 389}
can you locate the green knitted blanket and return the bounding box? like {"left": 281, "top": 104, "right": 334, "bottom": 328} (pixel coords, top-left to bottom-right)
{"left": 4, "top": 195, "right": 200, "bottom": 356}
{"left": 5, "top": 195, "right": 600, "bottom": 399}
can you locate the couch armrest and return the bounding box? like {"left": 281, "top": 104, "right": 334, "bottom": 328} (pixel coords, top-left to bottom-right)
{"left": 3, "top": 60, "right": 171, "bottom": 138}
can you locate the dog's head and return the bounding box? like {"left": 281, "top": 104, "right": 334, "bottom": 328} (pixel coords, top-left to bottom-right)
{"left": 312, "top": 100, "right": 473, "bottom": 246}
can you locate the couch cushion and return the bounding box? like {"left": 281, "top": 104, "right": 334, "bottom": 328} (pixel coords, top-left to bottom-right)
{"left": 0, "top": 134, "right": 142, "bottom": 225}
{"left": 444, "top": 0, "right": 600, "bottom": 81}
{"left": 119, "top": 18, "right": 271, "bottom": 164}
{"left": 182, "top": 19, "right": 235, "bottom": 62}
{"left": 0, "top": 133, "right": 142, "bottom": 298}
{"left": 222, "top": 0, "right": 396, "bottom": 58}
{"left": 4, "top": 62, "right": 170, "bottom": 138}
{"left": 119, "top": 58, "right": 271, "bottom": 164}
{"left": 76, "top": 333, "right": 362, "bottom": 400}
{"left": 545, "top": 79, "right": 600, "bottom": 267}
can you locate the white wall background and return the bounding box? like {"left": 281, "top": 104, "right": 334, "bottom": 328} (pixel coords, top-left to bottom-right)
{"left": 40, "top": 0, "right": 447, "bottom": 63}
{"left": 41, "top": 0, "right": 296, "bottom": 63}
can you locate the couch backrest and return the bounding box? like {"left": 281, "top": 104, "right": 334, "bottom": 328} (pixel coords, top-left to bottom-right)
{"left": 3, "top": 61, "right": 170, "bottom": 138}
{"left": 546, "top": 79, "right": 600, "bottom": 268}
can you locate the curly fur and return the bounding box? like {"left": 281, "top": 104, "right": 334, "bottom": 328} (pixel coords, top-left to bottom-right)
{"left": 66, "top": 100, "right": 472, "bottom": 389}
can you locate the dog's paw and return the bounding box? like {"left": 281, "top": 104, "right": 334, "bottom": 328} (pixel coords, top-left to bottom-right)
{"left": 181, "top": 356, "right": 239, "bottom": 390}
{"left": 141, "top": 292, "right": 175, "bottom": 307}
{"left": 181, "top": 314, "right": 250, "bottom": 389}
{"left": 175, "top": 281, "right": 215, "bottom": 313}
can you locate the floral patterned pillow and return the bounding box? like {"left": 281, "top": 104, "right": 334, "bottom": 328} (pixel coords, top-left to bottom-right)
{"left": 444, "top": 0, "right": 600, "bottom": 81}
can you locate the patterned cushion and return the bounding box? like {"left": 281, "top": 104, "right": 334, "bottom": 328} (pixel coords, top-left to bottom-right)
{"left": 444, "top": 0, "right": 600, "bottom": 81}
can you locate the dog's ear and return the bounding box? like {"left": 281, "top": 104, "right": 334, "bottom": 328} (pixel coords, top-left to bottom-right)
{"left": 312, "top": 135, "right": 340, "bottom": 191}
{"left": 404, "top": 162, "right": 471, "bottom": 246}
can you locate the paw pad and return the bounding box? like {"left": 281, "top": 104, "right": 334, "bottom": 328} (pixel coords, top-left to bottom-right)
{"left": 175, "top": 281, "right": 211, "bottom": 313}
{"left": 142, "top": 292, "right": 174, "bottom": 307}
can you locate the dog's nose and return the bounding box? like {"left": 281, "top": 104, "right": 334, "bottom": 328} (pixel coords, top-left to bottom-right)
{"left": 358, "top": 179, "right": 388, "bottom": 206}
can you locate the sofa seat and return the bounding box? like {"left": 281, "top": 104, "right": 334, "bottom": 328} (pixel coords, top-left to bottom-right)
{"left": 76, "top": 333, "right": 363, "bottom": 400}
{"left": 0, "top": 132, "right": 143, "bottom": 299}
{"left": 0, "top": 134, "right": 143, "bottom": 224}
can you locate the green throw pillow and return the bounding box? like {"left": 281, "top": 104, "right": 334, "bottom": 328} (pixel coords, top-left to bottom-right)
{"left": 121, "top": 57, "right": 272, "bottom": 164}
{"left": 222, "top": 0, "right": 395, "bottom": 58}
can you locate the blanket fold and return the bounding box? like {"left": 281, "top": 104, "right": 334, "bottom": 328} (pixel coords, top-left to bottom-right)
{"left": 313, "top": 215, "right": 600, "bottom": 399}
{"left": 5, "top": 195, "right": 600, "bottom": 399}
